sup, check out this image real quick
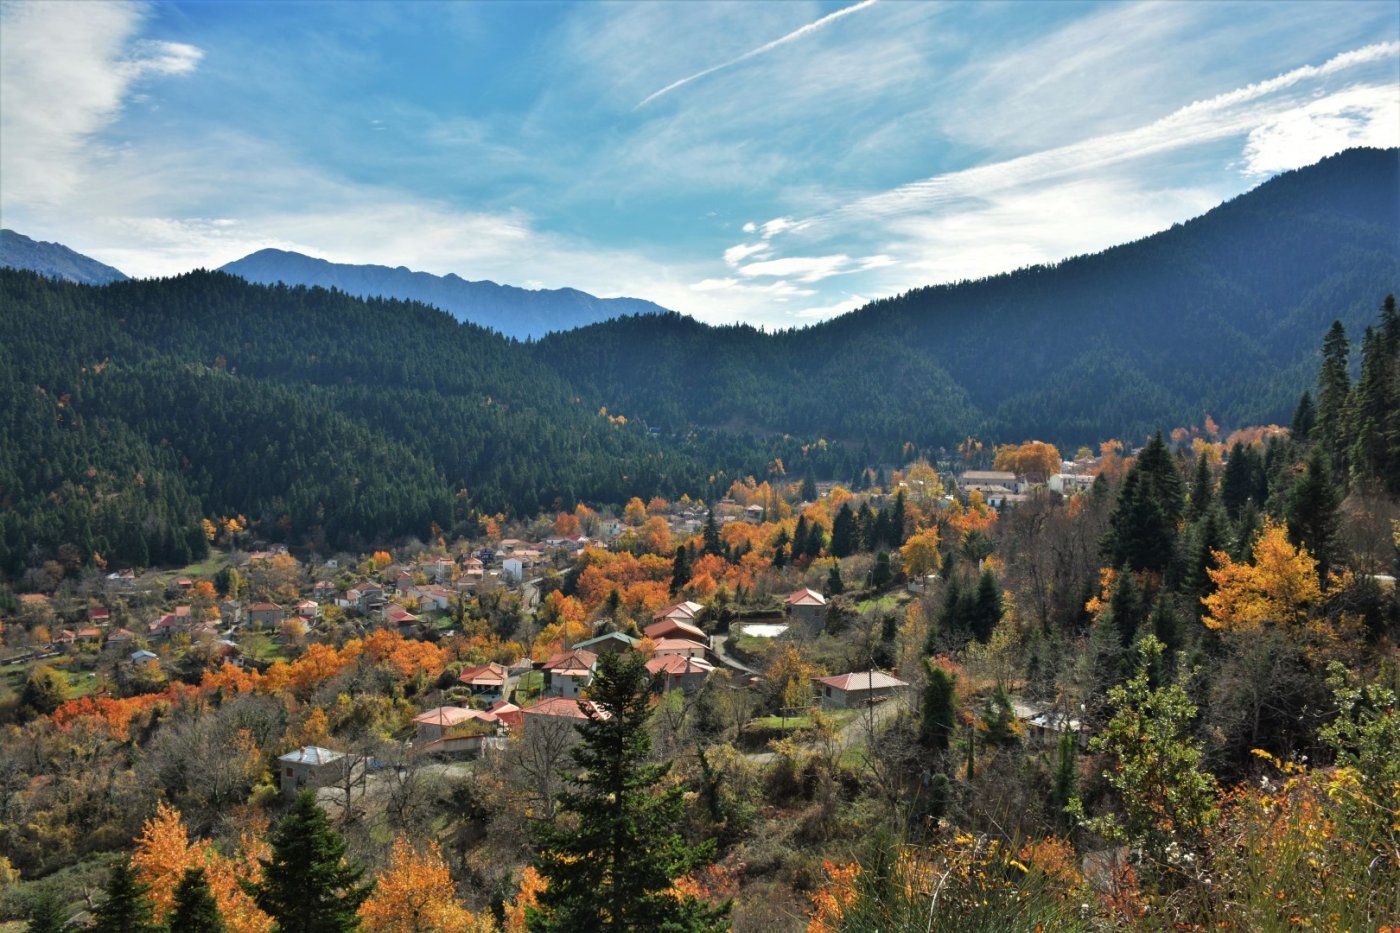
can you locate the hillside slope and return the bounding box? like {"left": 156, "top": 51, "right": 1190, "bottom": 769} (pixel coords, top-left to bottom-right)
{"left": 537, "top": 148, "right": 1400, "bottom": 446}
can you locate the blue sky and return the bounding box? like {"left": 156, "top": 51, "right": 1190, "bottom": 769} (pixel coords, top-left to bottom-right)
{"left": 2, "top": 0, "right": 1397, "bottom": 328}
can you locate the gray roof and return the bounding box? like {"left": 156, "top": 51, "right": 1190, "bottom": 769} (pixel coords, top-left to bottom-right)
{"left": 279, "top": 745, "right": 345, "bottom": 765}
{"left": 574, "top": 631, "right": 639, "bottom": 650}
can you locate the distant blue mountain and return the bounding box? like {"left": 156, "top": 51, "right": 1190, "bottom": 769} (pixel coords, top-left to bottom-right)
{"left": 0, "top": 229, "right": 128, "bottom": 285}
{"left": 219, "top": 248, "right": 672, "bottom": 339}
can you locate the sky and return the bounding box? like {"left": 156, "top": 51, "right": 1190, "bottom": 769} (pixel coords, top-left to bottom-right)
{"left": 1, "top": 0, "right": 1397, "bottom": 328}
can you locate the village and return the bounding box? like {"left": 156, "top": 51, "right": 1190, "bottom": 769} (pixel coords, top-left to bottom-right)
{"left": 1, "top": 450, "right": 1106, "bottom": 806}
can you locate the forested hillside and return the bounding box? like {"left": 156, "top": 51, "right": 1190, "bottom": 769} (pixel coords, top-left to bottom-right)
{"left": 537, "top": 147, "right": 1400, "bottom": 444}
{"left": 0, "top": 271, "right": 850, "bottom": 574}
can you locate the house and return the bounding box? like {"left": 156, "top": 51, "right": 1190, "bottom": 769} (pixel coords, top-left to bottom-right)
{"left": 1048, "top": 473, "right": 1095, "bottom": 495}
{"left": 651, "top": 637, "right": 707, "bottom": 660}
{"left": 75, "top": 626, "right": 102, "bottom": 644}
{"left": 87, "top": 606, "right": 112, "bottom": 625}
{"left": 172, "top": 577, "right": 195, "bottom": 592}
{"left": 572, "top": 631, "right": 639, "bottom": 656}
{"left": 542, "top": 648, "right": 598, "bottom": 698}
{"left": 312, "top": 580, "right": 337, "bottom": 600}
{"left": 957, "top": 470, "right": 1020, "bottom": 495}
{"left": 813, "top": 670, "right": 909, "bottom": 710}
{"left": 502, "top": 557, "right": 524, "bottom": 584}
{"left": 652, "top": 600, "right": 704, "bottom": 626}
{"left": 786, "top": 588, "right": 828, "bottom": 629}
{"left": 393, "top": 569, "right": 415, "bottom": 593}
{"left": 644, "top": 617, "right": 708, "bottom": 645}
{"left": 426, "top": 557, "right": 456, "bottom": 583}
{"left": 349, "top": 584, "right": 386, "bottom": 614}
{"left": 522, "top": 696, "right": 607, "bottom": 736}
{"left": 220, "top": 600, "right": 244, "bottom": 627}
{"left": 487, "top": 698, "right": 524, "bottom": 732}
{"left": 412, "top": 706, "right": 500, "bottom": 756}
{"left": 247, "top": 602, "right": 285, "bottom": 627}
{"left": 646, "top": 654, "right": 715, "bottom": 694}
{"left": 385, "top": 605, "right": 420, "bottom": 629}
{"left": 459, "top": 661, "right": 513, "bottom": 702}
{"left": 417, "top": 586, "right": 454, "bottom": 612}
{"left": 743, "top": 504, "right": 765, "bottom": 524}
{"left": 105, "top": 627, "right": 135, "bottom": 647}
{"left": 278, "top": 746, "right": 351, "bottom": 799}
{"left": 129, "top": 649, "right": 159, "bottom": 664}
{"left": 296, "top": 600, "right": 319, "bottom": 620}
{"left": 51, "top": 629, "right": 76, "bottom": 647}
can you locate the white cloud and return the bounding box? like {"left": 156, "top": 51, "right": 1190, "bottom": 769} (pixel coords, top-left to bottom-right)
{"left": 792, "top": 295, "right": 869, "bottom": 319}
{"left": 723, "top": 241, "right": 771, "bottom": 266}
{"left": 0, "top": 1, "right": 203, "bottom": 206}
{"left": 636, "top": 0, "right": 880, "bottom": 108}
{"left": 1241, "top": 84, "right": 1400, "bottom": 175}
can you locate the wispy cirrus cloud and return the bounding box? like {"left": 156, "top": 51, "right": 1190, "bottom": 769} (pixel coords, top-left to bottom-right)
{"left": 635, "top": 0, "right": 880, "bottom": 108}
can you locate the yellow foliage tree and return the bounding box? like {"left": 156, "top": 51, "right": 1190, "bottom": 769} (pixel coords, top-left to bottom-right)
{"left": 993, "top": 440, "right": 1061, "bottom": 483}
{"left": 359, "top": 837, "right": 494, "bottom": 933}
{"left": 900, "top": 527, "right": 942, "bottom": 578}
{"left": 623, "top": 497, "right": 648, "bottom": 526}
{"left": 1202, "top": 520, "right": 1323, "bottom": 630}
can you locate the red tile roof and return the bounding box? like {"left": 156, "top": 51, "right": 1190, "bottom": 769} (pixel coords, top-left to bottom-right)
{"left": 524, "top": 696, "right": 607, "bottom": 721}
{"left": 814, "top": 671, "right": 909, "bottom": 692}
{"left": 786, "top": 587, "right": 827, "bottom": 607}
{"left": 643, "top": 618, "right": 707, "bottom": 643}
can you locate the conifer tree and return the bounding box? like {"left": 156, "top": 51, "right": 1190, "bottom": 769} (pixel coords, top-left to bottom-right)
{"left": 889, "top": 490, "right": 907, "bottom": 546}
{"left": 830, "top": 503, "right": 857, "bottom": 558}
{"left": 1315, "top": 319, "right": 1353, "bottom": 478}
{"left": 24, "top": 889, "right": 65, "bottom": 933}
{"left": 1187, "top": 452, "right": 1214, "bottom": 523}
{"left": 800, "top": 468, "right": 818, "bottom": 502}
{"left": 168, "top": 868, "right": 226, "bottom": 933}
{"left": 246, "top": 791, "right": 372, "bottom": 933}
{"left": 920, "top": 661, "right": 956, "bottom": 753}
{"left": 969, "top": 569, "right": 1003, "bottom": 643}
{"left": 825, "top": 563, "right": 845, "bottom": 596}
{"left": 92, "top": 858, "right": 158, "bottom": 933}
{"left": 529, "top": 652, "right": 729, "bottom": 932}
{"left": 669, "top": 545, "right": 689, "bottom": 595}
{"left": 1104, "top": 432, "right": 1183, "bottom": 574}
{"left": 793, "top": 515, "right": 810, "bottom": 560}
{"left": 1285, "top": 445, "right": 1340, "bottom": 583}
{"left": 1290, "top": 389, "right": 1316, "bottom": 445}
{"left": 702, "top": 509, "right": 722, "bottom": 558}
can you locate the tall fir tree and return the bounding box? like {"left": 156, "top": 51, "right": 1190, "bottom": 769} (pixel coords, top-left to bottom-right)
{"left": 969, "top": 569, "right": 1003, "bottom": 643}
{"left": 245, "top": 791, "right": 372, "bottom": 933}
{"left": 1315, "top": 319, "right": 1353, "bottom": 480}
{"left": 889, "top": 490, "right": 908, "bottom": 546}
{"left": 830, "top": 503, "right": 857, "bottom": 558}
{"left": 920, "top": 660, "right": 956, "bottom": 752}
{"left": 1290, "top": 389, "right": 1316, "bottom": 445}
{"left": 169, "top": 868, "right": 227, "bottom": 933}
{"left": 669, "top": 545, "right": 690, "bottom": 596}
{"left": 25, "top": 889, "right": 66, "bottom": 933}
{"left": 1187, "top": 452, "right": 1214, "bottom": 523}
{"left": 92, "top": 858, "right": 158, "bottom": 933}
{"left": 1285, "top": 445, "right": 1340, "bottom": 583}
{"left": 825, "top": 563, "right": 845, "bottom": 596}
{"left": 529, "top": 652, "right": 730, "bottom": 932}
{"left": 702, "top": 509, "right": 722, "bottom": 558}
{"left": 800, "top": 467, "right": 818, "bottom": 502}
{"left": 1104, "top": 432, "right": 1184, "bottom": 574}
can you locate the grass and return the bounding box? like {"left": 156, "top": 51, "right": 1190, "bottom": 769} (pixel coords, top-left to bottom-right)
{"left": 146, "top": 549, "right": 231, "bottom": 587}
{"left": 852, "top": 592, "right": 909, "bottom": 614}
{"left": 747, "top": 708, "right": 860, "bottom": 733}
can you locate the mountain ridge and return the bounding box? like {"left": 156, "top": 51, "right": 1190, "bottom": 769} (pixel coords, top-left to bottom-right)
{"left": 219, "top": 247, "right": 674, "bottom": 339}
{"left": 0, "top": 228, "right": 128, "bottom": 285}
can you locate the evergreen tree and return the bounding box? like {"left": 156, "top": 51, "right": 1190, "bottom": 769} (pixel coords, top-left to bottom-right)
{"left": 1220, "top": 442, "right": 1264, "bottom": 519}
{"left": 979, "top": 687, "right": 1019, "bottom": 747}
{"left": 1103, "top": 432, "right": 1184, "bottom": 574}
{"left": 1350, "top": 324, "right": 1397, "bottom": 488}
{"left": 825, "top": 563, "right": 845, "bottom": 596}
{"left": 1185, "top": 503, "right": 1230, "bottom": 604}
{"left": 25, "top": 889, "right": 66, "bottom": 933}
{"left": 920, "top": 661, "right": 956, "bottom": 752}
{"left": 800, "top": 468, "right": 817, "bottom": 502}
{"left": 889, "top": 490, "right": 908, "bottom": 546}
{"left": 1232, "top": 499, "right": 1261, "bottom": 562}
{"left": 169, "top": 868, "right": 227, "bottom": 933}
{"left": 771, "top": 528, "right": 790, "bottom": 569}
{"left": 1106, "top": 569, "right": 1145, "bottom": 650}
{"left": 669, "top": 545, "right": 689, "bottom": 596}
{"left": 830, "top": 503, "right": 857, "bottom": 558}
{"left": 1049, "top": 728, "right": 1078, "bottom": 832}
{"left": 246, "top": 791, "right": 372, "bottom": 933}
{"left": 1285, "top": 445, "right": 1340, "bottom": 583}
{"left": 804, "top": 518, "right": 826, "bottom": 559}
{"left": 856, "top": 501, "right": 876, "bottom": 551}
{"left": 1315, "top": 319, "right": 1353, "bottom": 478}
{"left": 529, "top": 652, "right": 729, "bottom": 932}
{"left": 870, "top": 551, "right": 892, "bottom": 589}
{"left": 92, "top": 858, "right": 158, "bottom": 933}
{"left": 969, "top": 569, "right": 1003, "bottom": 643}
{"left": 792, "top": 516, "right": 810, "bottom": 560}
{"left": 1290, "top": 389, "right": 1316, "bottom": 445}
{"left": 702, "top": 509, "right": 722, "bottom": 558}
{"left": 1186, "top": 451, "right": 1214, "bottom": 523}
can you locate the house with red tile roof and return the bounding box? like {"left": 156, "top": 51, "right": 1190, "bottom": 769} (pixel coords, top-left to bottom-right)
{"left": 459, "top": 661, "right": 513, "bottom": 701}
{"left": 542, "top": 648, "right": 598, "bottom": 698}
{"left": 813, "top": 670, "right": 909, "bottom": 710}
{"left": 645, "top": 654, "right": 715, "bottom": 694}
{"left": 643, "top": 617, "right": 707, "bottom": 645}
{"left": 651, "top": 637, "right": 708, "bottom": 660}
{"left": 786, "top": 587, "right": 828, "bottom": 629}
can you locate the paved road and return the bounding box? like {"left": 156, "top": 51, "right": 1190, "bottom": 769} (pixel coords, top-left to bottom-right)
{"left": 709, "top": 633, "right": 759, "bottom": 676}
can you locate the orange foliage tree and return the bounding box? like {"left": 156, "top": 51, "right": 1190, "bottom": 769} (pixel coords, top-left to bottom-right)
{"left": 359, "top": 837, "right": 493, "bottom": 933}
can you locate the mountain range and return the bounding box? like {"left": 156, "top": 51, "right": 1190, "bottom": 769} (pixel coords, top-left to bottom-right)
{"left": 217, "top": 249, "right": 671, "bottom": 339}
{"left": 0, "top": 229, "right": 128, "bottom": 286}
{"left": 1, "top": 147, "right": 1396, "bottom": 569}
